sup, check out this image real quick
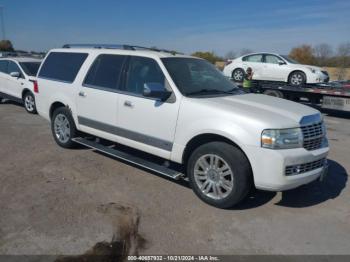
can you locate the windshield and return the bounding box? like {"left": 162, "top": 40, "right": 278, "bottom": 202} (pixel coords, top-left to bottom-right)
{"left": 161, "top": 57, "right": 241, "bottom": 96}
{"left": 19, "top": 62, "right": 41, "bottom": 76}
{"left": 280, "top": 55, "right": 299, "bottom": 64}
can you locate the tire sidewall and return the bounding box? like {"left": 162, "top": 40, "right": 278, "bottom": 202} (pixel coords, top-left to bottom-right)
{"left": 232, "top": 68, "right": 244, "bottom": 82}
{"left": 187, "top": 142, "right": 252, "bottom": 208}
{"left": 23, "top": 92, "right": 37, "bottom": 114}
{"left": 289, "top": 71, "right": 306, "bottom": 86}
{"left": 51, "top": 107, "right": 77, "bottom": 148}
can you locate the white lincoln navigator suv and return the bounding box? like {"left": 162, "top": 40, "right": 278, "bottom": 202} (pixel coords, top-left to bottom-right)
{"left": 35, "top": 44, "right": 329, "bottom": 208}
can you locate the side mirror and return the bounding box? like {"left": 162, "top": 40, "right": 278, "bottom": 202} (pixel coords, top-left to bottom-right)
{"left": 10, "top": 71, "right": 20, "bottom": 78}
{"left": 278, "top": 60, "right": 286, "bottom": 65}
{"left": 143, "top": 83, "right": 172, "bottom": 101}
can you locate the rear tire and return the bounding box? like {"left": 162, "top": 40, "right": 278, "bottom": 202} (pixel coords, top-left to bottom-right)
{"left": 23, "top": 92, "right": 37, "bottom": 114}
{"left": 288, "top": 71, "right": 306, "bottom": 86}
{"left": 51, "top": 107, "right": 78, "bottom": 148}
{"left": 263, "top": 89, "right": 284, "bottom": 98}
{"left": 232, "top": 68, "right": 245, "bottom": 82}
{"left": 187, "top": 142, "right": 252, "bottom": 209}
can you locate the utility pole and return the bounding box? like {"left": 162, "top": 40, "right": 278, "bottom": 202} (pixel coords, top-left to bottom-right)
{"left": 0, "top": 6, "right": 5, "bottom": 40}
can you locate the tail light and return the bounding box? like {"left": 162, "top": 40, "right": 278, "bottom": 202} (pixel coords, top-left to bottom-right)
{"left": 225, "top": 60, "right": 233, "bottom": 66}
{"left": 33, "top": 80, "right": 39, "bottom": 93}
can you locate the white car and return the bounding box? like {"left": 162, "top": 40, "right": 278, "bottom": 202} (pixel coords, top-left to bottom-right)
{"left": 0, "top": 57, "right": 41, "bottom": 113}
{"left": 35, "top": 45, "right": 329, "bottom": 208}
{"left": 223, "top": 53, "right": 329, "bottom": 86}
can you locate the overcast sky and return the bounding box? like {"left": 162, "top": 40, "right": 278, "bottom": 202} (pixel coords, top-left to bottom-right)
{"left": 2, "top": 0, "right": 350, "bottom": 55}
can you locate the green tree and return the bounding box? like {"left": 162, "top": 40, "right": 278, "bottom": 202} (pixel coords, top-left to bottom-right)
{"left": 0, "top": 40, "right": 14, "bottom": 52}
{"left": 191, "top": 51, "right": 222, "bottom": 64}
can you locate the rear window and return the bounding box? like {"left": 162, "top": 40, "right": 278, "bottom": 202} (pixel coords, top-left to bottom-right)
{"left": 38, "top": 52, "right": 88, "bottom": 83}
{"left": 0, "top": 60, "right": 8, "bottom": 73}
{"left": 83, "top": 54, "right": 127, "bottom": 90}
{"left": 20, "top": 62, "right": 41, "bottom": 76}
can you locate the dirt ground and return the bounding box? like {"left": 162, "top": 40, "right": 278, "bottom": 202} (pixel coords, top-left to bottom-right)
{"left": 0, "top": 100, "right": 349, "bottom": 257}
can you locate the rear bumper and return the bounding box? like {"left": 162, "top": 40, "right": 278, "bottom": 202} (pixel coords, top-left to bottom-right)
{"left": 245, "top": 145, "right": 329, "bottom": 191}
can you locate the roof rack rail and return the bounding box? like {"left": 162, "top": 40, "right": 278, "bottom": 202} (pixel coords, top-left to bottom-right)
{"left": 62, "top": 44, "right": 182, "bottom": 55}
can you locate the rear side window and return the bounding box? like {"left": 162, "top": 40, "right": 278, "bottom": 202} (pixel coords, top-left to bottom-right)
{"left": 39, "top": 52, "right": 88, "bottom": 83}
{"left": 7, "top": 61, "right": 21, "bottom": 74}
{"left": 0, "top": 60, "right": 8, "bottom": 73}
{"left": 242, "top": 54, "right": 263, "bottom": 62}
{"left": 83, "top": 54, "right": 127, "bottom": 90}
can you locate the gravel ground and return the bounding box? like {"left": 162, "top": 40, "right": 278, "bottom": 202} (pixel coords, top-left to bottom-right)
{"left": 0, "top": 101, "right": 349, "bottom": 257}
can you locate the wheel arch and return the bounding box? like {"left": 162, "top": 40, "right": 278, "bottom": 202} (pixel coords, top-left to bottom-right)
{"left": 49, "top": 101, "right": 67, "bottom": 119}
{"left": 21, "top": 88, "right": 33, "bottom": 99}
{"left": 182, "top": 133, "right": 251, "bottom": 167}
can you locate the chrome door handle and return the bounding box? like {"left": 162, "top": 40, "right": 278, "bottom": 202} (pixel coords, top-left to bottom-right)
{"left": 79, "top": 91, "right": 86, "bottom": 97}
{"left": 124, "top": 100, "right": 133, "bottom": 108}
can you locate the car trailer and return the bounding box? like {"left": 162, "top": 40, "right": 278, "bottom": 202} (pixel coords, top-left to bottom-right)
{"left": 237, "top": 80, "right": 350, "bottom": 113}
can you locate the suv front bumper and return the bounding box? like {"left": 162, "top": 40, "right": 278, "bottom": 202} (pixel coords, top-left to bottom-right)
{"left": 245, "top": 145, "right": 329, "bottom": 191}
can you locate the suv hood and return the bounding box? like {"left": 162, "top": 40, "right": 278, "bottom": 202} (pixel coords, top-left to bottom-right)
{"left": 199, "top": 94, "right": 320, "bottom": 129}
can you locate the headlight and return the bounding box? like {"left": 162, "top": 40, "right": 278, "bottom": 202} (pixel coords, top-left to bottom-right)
{"left": 261, "top": 128, "right": 303, "bottom": 149}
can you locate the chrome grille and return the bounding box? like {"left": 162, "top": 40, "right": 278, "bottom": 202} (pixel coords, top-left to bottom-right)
{"left": 285, "top": 158, "right": 326, "bottom": 176}
{"left": 301, "top": 122, "right": 324, "bottom": 151}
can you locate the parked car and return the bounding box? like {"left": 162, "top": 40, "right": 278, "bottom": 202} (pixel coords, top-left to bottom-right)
{"left": 35, "top": 45, "right": 329, "bottom": 208}
{"left": 0, "top": 57, "right": 41, "bottom": 113}
{"left": 223, "top": 53, "right": 329, "bottom": 86}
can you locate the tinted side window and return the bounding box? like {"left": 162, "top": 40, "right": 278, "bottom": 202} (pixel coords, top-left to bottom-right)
{"left": 265, "top": 55, "right": 280, "bottom": 64}
{"left": 84, "top": 54, "right": 126, "bottom": 90}
{"left": 39, "top": 52, "right": 88, "bottom": 83}
{"left": 123, "top": 56, "right": 166, "bottom": 95}
{"left": 0, "top": 60, "right": 8, "bottom": 73}
{"left": 242, "top": 55, "right": 263, "bottom": 62}
{"left": 8, "top": 61, "right": 21, "bottom": 74}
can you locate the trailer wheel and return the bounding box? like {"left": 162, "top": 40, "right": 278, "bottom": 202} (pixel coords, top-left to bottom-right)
{"left": 263, "top": 90, "right": 284, "bottom": 98}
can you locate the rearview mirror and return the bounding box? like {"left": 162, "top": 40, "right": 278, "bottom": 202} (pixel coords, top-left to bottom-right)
{"left": 278, "top": 60, "right": 286, "bottom": 65}
{"left": 143, "top": 83, "right": 172, "bottom": 101}
{"left": 10, "top": 71, "right": 20, "bottom": 78}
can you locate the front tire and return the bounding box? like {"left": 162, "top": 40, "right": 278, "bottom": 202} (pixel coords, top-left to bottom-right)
{"left": 288, "top": 71, "right": 306, "bottom": 86}
{"left": 187, "top": 142, "right": 252, "bottom": 208}
{"left": 23, "top": 92, "right": 37, "bottom": 114}
{"left": 51, "top": 107, "right": 78, "bottom": 148}
{"left": 232, "top": 68, "right": 245, "bottom": 82}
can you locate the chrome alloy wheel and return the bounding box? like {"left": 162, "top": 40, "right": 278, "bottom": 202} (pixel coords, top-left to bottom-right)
{"left": 53, "top": 114, "right": 71, "bottom": 143}
{"left": 233, "top": 70, "right": 243, "bottom": 81}
{"left": 290, "top": 73, "right": 303, "bottom": 85}
{"left": 24, "top": 95, "right": 35, "bottom": 112}
{"left": 194, "top": 154, "right": 234, "bottom": 200}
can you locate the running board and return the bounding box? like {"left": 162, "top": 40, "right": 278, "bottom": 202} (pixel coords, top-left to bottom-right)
{"left": 72, "top": 137, "right": 185, "bottom": 180}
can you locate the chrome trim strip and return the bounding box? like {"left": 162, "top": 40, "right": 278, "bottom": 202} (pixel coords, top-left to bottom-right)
{"left": 77, "top": 116, "right": 173, "bottom": 151}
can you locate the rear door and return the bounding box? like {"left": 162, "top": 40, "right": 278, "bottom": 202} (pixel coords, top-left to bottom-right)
{"left": 0, "top": 60, "right": 9, "bottom": 94}
{"left": 116, "top": 56, "right": 180, "bottom": 159}
{"left": 6, "top": 60, "right": 25, "bottom": 98}
{"left": 76, "top": 54, "right": 127, "bottom": 141}
{"left": 242, "top": 54, "right": 264, "bottom": 79}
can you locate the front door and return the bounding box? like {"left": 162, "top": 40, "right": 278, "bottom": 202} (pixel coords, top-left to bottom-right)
{"left": 117, "top": 56, "right": 180, "bottom": 159}
{"left": 5, "top": 61, "right": 24, "bottom": 98}
{"left": 76, "top": 54, "right": 127, "bottom": 141}
{"left": 262, "top": 54, "right": 288, "bottom": 81}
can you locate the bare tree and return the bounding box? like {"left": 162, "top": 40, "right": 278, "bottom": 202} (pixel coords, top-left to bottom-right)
{"left": 224, "top": 50, "right": 237, "bottom": 60}
{"left": 314, "top": 43, "right": 333, "bottom": 66}
{"left": 239, "top": 48, "right": 253, "bottom": 56}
